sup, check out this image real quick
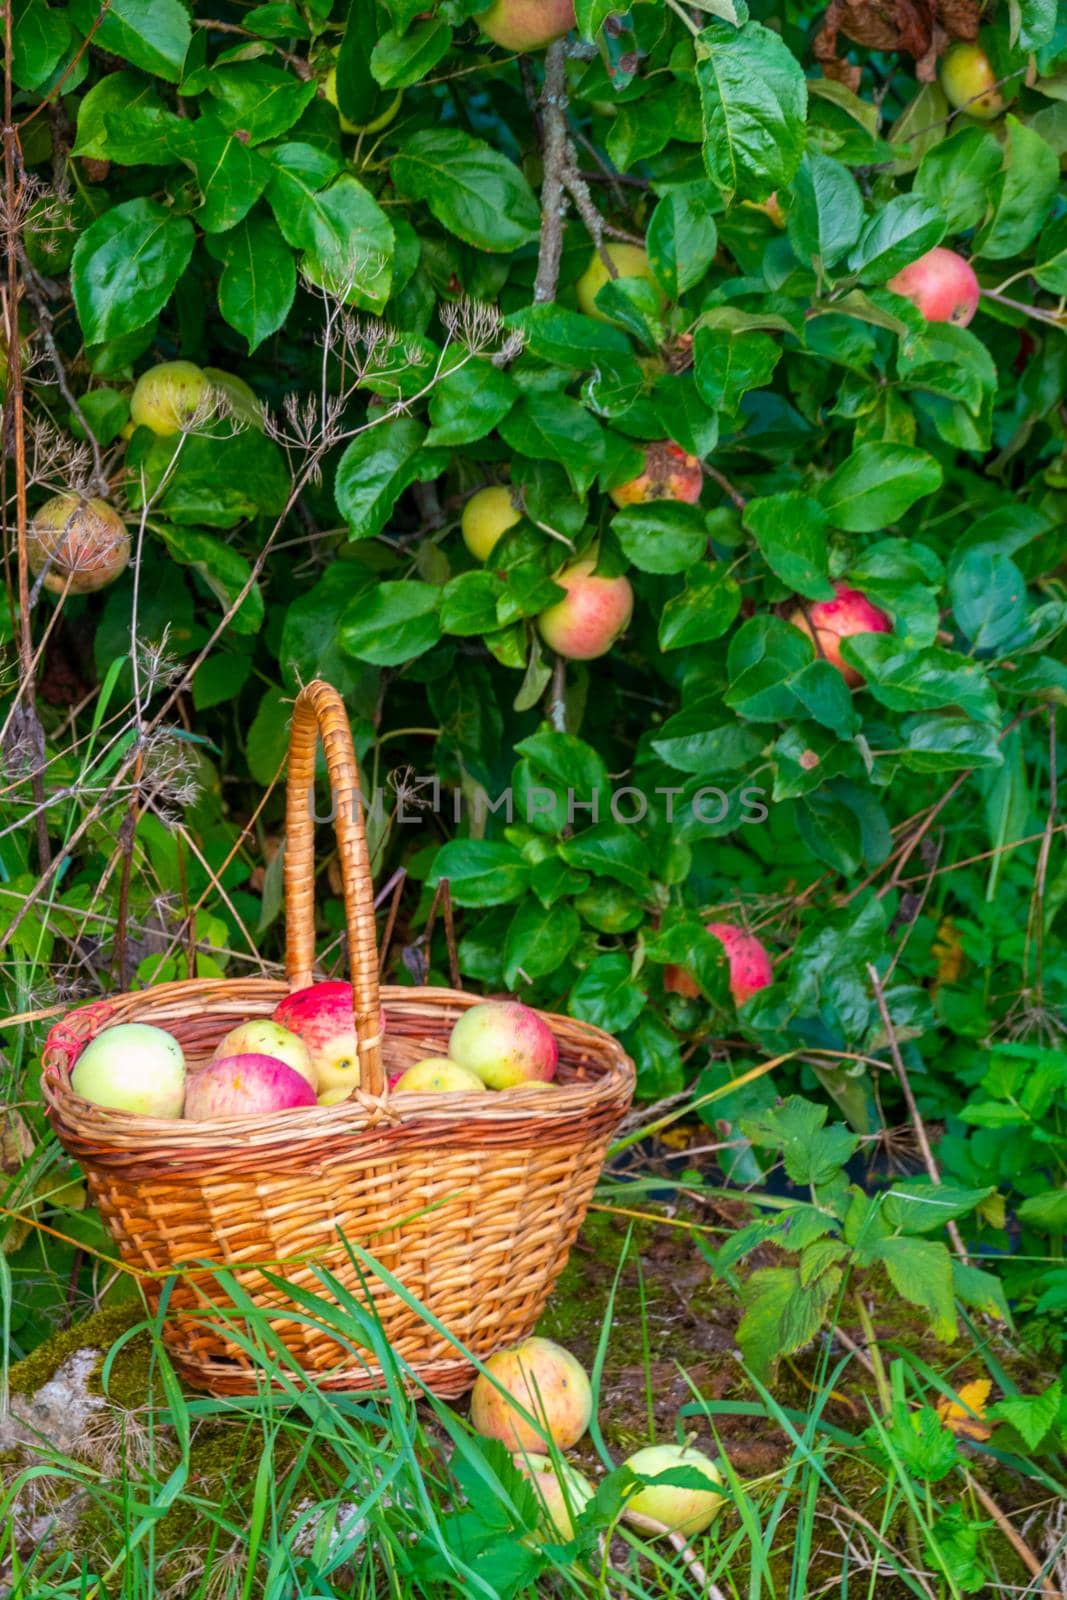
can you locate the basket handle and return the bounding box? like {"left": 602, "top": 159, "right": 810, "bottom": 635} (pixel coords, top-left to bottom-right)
{"left": 284, "top": 679, "right": 384, "bottom": 1097}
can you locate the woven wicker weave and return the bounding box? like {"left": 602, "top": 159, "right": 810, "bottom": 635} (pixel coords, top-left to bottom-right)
{"left": 42, "top": 681, "right": 634, "bottom": 1396}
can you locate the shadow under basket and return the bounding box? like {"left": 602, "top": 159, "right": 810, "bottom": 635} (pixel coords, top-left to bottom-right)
{"left": 42, "top": 681, "right": 635, "bottom": 1397}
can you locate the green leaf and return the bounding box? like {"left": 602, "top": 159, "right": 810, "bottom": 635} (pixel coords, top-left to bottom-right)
{"left": 1018, "top": 1190, "right": 1067, "bottom": 1232}
{"left": 659, "top": 564, "right": 741, "bottom": 651}
{"left": 499, "top": 393, "right": 605, "bottom": 497}
{"left": 206, "top": 62, "right": 316, "bottom": 145}
{"left": 1015, "top": 0, "right": 1057, "bottom": 47}
{"left": 70, "top": 0, "right": 190, "bottom": 82}
{"left": 371, "top": 19, "right": 452, "bottom": 88}
{"left": 12, "top": 0, "right": 71, "bottom": 92}
{"left": 974, "top": 117, "right": 1059, "bottom": 261}
{"left": 847, "top": 194, "right": 946, "bottom": 283}
{"left": 162, "top": 529, "right": 264, "bottom": 636}
{"left": 269, "top": 144, "right": 394, "bottom": 308}
{"left": 503, "top": 899, "right": 580, "bottom": 987}
{"left": 574, "top": 0, "right": 617, "bottom": 38}
{"left": 744, "top": 492, "right": 834, "bottom": 599}
{"left": 726, "top": 614, "right": 813, "bottom": 720}
{"left": 569, "top": 952, "right": 646, "bottom": 1031}
{"left": 185, "top": 117, "right": 271, "bottom": 234}
{"left": 131, "top": 428, "right": 289, "bottom": 527}
{"left": 873, "top": 1236, "right": 956, "bottom": 1340}
{"left": 1032, "top": 215, "right": 1067, "bottom": 294}
{"left": 694, "top": 323, "right": 781, "bottom": 411}
{"left": 647, "top": 184, "right": 719, "bottom": 297}
{"left": 902, "top": 714, "right": 1003, "bottom": 772}
{"left": 842, "top": 638, "right": 999, "bottom": 722}
{"left": 949, "top": 550, "right": 1028, "bottom": 652}
{"left": 786, "top": 152, "right": 864, "bottom": 270}
{"left": 740, "top": 1096, "right": 859, "bottom": 1186}
{"left": 205, "top": 215, "right": 296, "bottom": 353}
{"left": 914, "top": 126, "right": 1002, "bottom": 234}
{"left": 439, "top": 571, "right": 505, "bottom": 636}
{"left": 336, "top": 0, "right": 380, "bottom": 124}
{"left": 280, "top": 566, "right": 372, "bottom": 696}
{"left": 818, "top": 443, "right": 942, "bottom": 532}
{"left": 428, "top": 841, "right": 530, "bottom": 907}
{"left": 339, "top": 581, "right": 442, "bottom": 667}
{"left": 874, "top": 1403, "right": 958, "bottom": 1482}
{"left": 246, "top": 688, "right": 291, "bottom": 786}
{"left": 335, "top": 417, "right": 444, "bottom": 539}
{"left": 71, "top": 199, "right": 194, "bottom": 344}
{"left": 695, "top": 20, "right": 807, "bottom": 201}
{"left": 560, "top": 824, "right": 650, "bottom": 894}
{"left": 391, "top": 129, "right": 539, "bottom": 252}
{"left": 650, "top": 715, "right": 763, "bottom": 776}
{"left": 72, "top": 71, "right": 160, "bottom": 159}
{"left": 737, "top": 1264, "right": 841, "bottom": 1377}
{"left": 425, "top": 360, "right": 517, "bottom": 448}
{"left": 613, "top": 502, "right": 708, "bottom": 575}
{"left": 882, "top": 1181, "right": 993, "bottom": 1235}
{"left": 987, "top": 1383, "right": 1062, "bottom": 1450}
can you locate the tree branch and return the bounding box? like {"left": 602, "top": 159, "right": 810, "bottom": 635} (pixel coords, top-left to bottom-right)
{"left": 532, "top": 40, "right": 569, "bottom": 306}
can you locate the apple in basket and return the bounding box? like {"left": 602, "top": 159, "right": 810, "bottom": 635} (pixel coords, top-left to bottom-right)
{"left": 392, "top": 1058, "right": 485, "bottom": 1093}
{"left": 448, "top": 1001, "right": 558, "bottom": 1089}
{"left": 272, "top": 981, "right": 381, "bottom": 1094}
{"left": 212, "top": 1019, "right": 317, "bottom": 1089}
{"left": 184, "top": 1053, "right": 317, "bottom": 1119}
{"left": 70, "top": 1022, "right": 186, "bottom": 1117}
{"left": 512, "top": 1454, "right": 594, "bottom": 1542}
{"left": 470, "top": 1336, "right": 592, "bottom": 1451}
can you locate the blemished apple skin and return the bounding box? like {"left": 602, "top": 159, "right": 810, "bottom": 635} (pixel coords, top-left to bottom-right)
{"left": 130, "top": 360, "right": 212, "bottom": 435}
{"left": 887, "top": 248, "right": 980, "bottom": 327}
{"left": 447, "top": 1000, "right": 558, "bottom": 1088}
{"left": 212, "top": 1020, "right": 317, "bottom": 1089}
{"left": 469, "top": 1336, "right": 593, "bottom": 1451}
{"left": 28, "top": 494, "right": 130, "bottom": 594}
{"left": 462, "top": 485, "right": 522, "bottom": 561}
{"left": 537, "top": 560, "right": 634, "bottom": 661}
{"left": 788, "top": 582, "right": 892, "bottom": 687}
{"left": 610, "top": 442, "right": 703, "bottom": 508}
{"left": 184, "top": 1053, "right": 317, "bottom": 1119}
{"left": 70, "top": 1023, "right": 185, "bottom": 1118}
{"left": 477, "top": 0, "right": 575, "bottom": 51}
{"left": 940, "top": 41, "right": 1004, "bottom": 121}
{"left": 273, "top": 981, "right": 363, "bottom": 1093}
{"left": 622, "top": 1443, "right": 724, "bottom": 1537}
{"left": 576, "top": 243, "right": 665, "bottom": 322}
{"left": 664, "top": 923, "right": 773, "bottom": 1006}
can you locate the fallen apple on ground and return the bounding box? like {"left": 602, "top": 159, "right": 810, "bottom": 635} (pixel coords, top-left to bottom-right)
{"left": 788, "top": 582, "right": 891, "bottom": 686}
{"left": 212, "top": 1020, "right": 317, "bottom": 1089}
{"left": 622, "top": 1442, "right": 724, "bottom": 1537}
{"left": 536, "top": 560, "right": 634, "bottom": 661}
{"left": 28, "top": 494, "right": 130, "bottom": 594}
{"left": 512, "top": 1453, "right": 594, "bottom": 1541}
{"left": 470, "top": 1336, "right": 592, "bottom": 1452}
{"left": 448, "top": 1000, "right": 558, "bottom": 1088}
{"left": 664, "top": 922, "right": 773, "bottom": 1007}
{"left": 71, "top": 1023, "right": 186, "bottom": 1118}
{"left": 184, "top": 1053, "right": 317, "bottom": 1119}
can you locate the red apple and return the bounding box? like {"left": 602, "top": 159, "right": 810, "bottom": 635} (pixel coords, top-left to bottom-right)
{"left": 536, "top": 560, "right": 634, "bottom": 661}
{"left": 788, "top": 582, "right": 891, "bottom": 687}
{"left": 610, "top": 442, "right": 703, "bottom": 508}
{"left": 273, "top": 981, "right": 363, "bottom": 1094}
{"left": 184, "top": 1054, "right": 317, "bottom": 1119}
{"left": 470, "top": 1336, "right": 592, "bottom": 1452}
{"left": 887, "top": 247, "right": 980, "bottom": 327}
{"left": 448, "top": 1000, "right": 557, "bottom": 1089}
{"left": 475, "top": 0, "right": 575, "bottom": 51}
{"left": 28, "top": 494, "right": 130, "bottom": 595}
{"left": 664, "top": 923, "right": 773, "bottom": 1007}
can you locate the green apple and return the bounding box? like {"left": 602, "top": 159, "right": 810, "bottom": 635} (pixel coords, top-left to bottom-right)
{"left": 70, "top": 1023, "right": 186, "bottom": 1118}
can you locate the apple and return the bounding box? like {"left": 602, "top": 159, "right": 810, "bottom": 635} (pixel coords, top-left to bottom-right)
{"left": 576, "top": 242, "right": 666, "bottom": 323}
{"left": 622, "top": 1443, "right": 724, "bottom": 1538}
{"left": 887, "top": 248, "right": 980, "bottom": 327}
{"left": 212, "top": 1020, "right": 316, "bottom": 1089}
{"left": 317, "top": 1085, "right": 350, "bottom": 1106}
{"left": 610, "top": 441, "right": 702, "bottom": 508}
{"left": 788, "top": 581, "right": 892, "bottom": 687}
{"left": 70, "top": 1023, "right": 185, "bottom": 1118}
{"left": 392, "top": 1057, "right": 485, "bottom": 1093}
{"left": 940, "top": 41, "right": 1004, "bottom": 121}
{"left": 462, "top": 485, "right": 522, "bottom": 562}
{"left": 448, "top": 1000, "right": 557, "bottom": 1089}
{"left": 512, "top": 1454, "right": 594, "bottom": 1541}
{"left": 184, "top": 1053, "right": 317, "bottom": 1119}
{"left": 323, "top": 66, "right": 403, "bottom": 134}
{"left": 664, "top": 922, "right": 773, "bottom": 1007}
{"left": 470, "top": 1336, "right": 592, "bottom": 1451}
{"left": 537, "top": 560, "right": 634, "bottom": 662}
{"left": 130, "top": 360, "right": 212, "bottom": 435}
{"left": 273, "top": 981, "right": 361, "bottom": 1094}
{"left": 475, "top": 0, "right": 575, "bottom": 52}
{"left": 28, "top": 494, "right": 130, "bottom": 595}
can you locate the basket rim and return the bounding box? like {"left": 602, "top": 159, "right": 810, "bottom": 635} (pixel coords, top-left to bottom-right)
{"left": 41, "top": 976, "right": 635, "bottom": 1155}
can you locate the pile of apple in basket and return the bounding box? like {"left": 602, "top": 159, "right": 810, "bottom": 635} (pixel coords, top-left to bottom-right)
{"left": 70, "top": 982, "right": 558, "bottom": 1117}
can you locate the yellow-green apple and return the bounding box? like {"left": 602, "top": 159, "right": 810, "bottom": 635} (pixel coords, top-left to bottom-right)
{"left": 576, "top": 242, "right": 666, "bottom": 322}
{"left": 940, "top": 41, "right": 1003, "bottom": 120}
{"left": 512, "top": 1454, "right": 594, "bottom": 1541}
{"left": 470, "top": 1336, "right": 592, "bottom": 1451}
{"left": 71, "top": 1023, "right": 185, "bottom": 1118}
{"left": 476, "top": 0, "right": 575, "bottom": 51}
{"left": 447, "top": 1000, "right": 557, "bottom": 1088}
{"left": 537, "top": 560, "right": 634, "bottom": 661}
{"left": 28, "top": 494, "right": 130, "bottom": 594}
{"left": 664, "top": 922, "right": 773, "bottom": 1006}
{"left": 788, "top": 582, "right": 892, "bottom": 687}
{"left": 622, "top": 1443, "right": 724, "bottom": 1537}
{"left": 462, "top": 485, "right": 522, "bottom": 561}
{"left": 610, "top": 441, "right": 702, "bottom": 508}
{"left": 273, "top": 981, "right": 362, "bottom": 1094}
{"left": 184, "top": 1053, "right": 316, "bottom": 1119}
{"left": 130, "top": 360, "right": 212, "bottom": 435}
{"left": 887, "top": 247, "right": 980, "bottom": 326}
{"left": 322, "top": 66, "right": 403, "bottom": 133}
{"left": 392, "top": 1057, "right": 485, "bottom": 1092}
{"left": 212, "top": 1020, "right": 316, "bottom": 1089}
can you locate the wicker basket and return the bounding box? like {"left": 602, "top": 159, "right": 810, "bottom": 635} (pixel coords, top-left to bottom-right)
{"left": 42, "top": 680, "right": 634, "bottom": 1397}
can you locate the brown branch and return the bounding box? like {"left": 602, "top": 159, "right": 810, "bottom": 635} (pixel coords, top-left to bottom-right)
{"left": 532, "top": 40, "right": 569, "bottom": 305}
{"left": 964, "top": 1475, "right": 1060, "bottom": 1600}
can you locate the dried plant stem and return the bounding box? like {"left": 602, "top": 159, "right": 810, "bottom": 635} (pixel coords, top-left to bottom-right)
{"left": 964, "top": 1474, "right": 1060, "bottom": 1600}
